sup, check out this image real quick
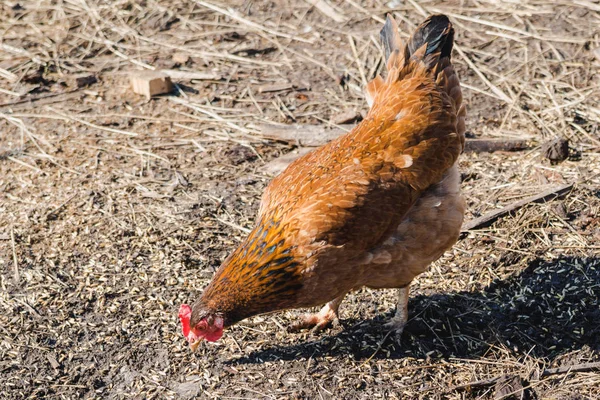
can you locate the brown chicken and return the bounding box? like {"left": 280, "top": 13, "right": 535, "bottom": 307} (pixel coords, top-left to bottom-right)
{"left": 179, "top": 14, "right": 466, "bottom": 350}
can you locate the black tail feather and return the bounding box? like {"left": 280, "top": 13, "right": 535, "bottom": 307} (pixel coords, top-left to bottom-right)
{"left": 406, "top": 15, "right": 454, "bottom": 61}
{"left": 380, "top": 14, "right": 454, "bottom": 68}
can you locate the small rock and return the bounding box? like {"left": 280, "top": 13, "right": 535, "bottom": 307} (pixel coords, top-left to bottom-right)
{"left": 46, "top": 353, "right": 60, "bottom": 370}
{"left": 223, "top": 144, "right": 257, "bottom": 165}
{"left": 542, "top": 137, "right": 569, "bottom": 164}
{"left": 74, "top": 75, "right": 97, "bottom": 88}
{"left": 172, "top": 52, "right": 190, "bottom": 64}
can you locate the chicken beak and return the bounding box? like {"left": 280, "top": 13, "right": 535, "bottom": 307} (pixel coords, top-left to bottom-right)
{"left": 189, "top": 338, "right": 203, "bottom": 351}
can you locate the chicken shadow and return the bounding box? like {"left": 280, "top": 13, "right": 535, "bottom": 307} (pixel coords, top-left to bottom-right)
{"left": 229, "top": 256, "right": 600, "bottom": 364}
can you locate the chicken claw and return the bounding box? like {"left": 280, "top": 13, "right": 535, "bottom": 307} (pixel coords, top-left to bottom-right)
{"left": 384, "top": 316, "right": 407, "bottom": 341}
{"left": 290, "top": 312, "right": 338, "bottom": 333}
{"left": 289, "top": 294, "right": 346, "bottom": 333}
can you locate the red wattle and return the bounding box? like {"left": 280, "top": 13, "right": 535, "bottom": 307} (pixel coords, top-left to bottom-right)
{"left": 178, "top": 304, "right": 192, "bottom": 337}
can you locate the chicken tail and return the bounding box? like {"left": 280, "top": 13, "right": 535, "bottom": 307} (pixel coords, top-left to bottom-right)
{"left": 379, "top": 14, "right": 453, "bottom": 73}
{"left": 405, "top": 15, "right": 454, "bottom": 66}
{"left": 369, "top": 14, "right": 465, "bottom": 150}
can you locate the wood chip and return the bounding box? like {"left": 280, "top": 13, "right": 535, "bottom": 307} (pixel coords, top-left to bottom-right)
{"left": 46, "top": 354, "right": 61, "bottom": 370}
{"left": 130, "top": 71, "right": 173, "bottom": 99}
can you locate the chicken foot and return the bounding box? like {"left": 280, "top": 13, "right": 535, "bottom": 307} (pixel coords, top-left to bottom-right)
{"left": 290, "top": 293, "right": 347, "bottom": 332}
{"left": 384, "top": 285, "right": 410, "bottom": 340}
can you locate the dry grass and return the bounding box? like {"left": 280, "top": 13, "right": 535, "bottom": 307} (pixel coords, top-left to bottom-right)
{"left": 0, "top": 0, "right": 599, "bottom": 398}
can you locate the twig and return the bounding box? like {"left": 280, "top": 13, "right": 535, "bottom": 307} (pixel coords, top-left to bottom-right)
{"left": 170, "top": 97, "right": 256, "bottom": 135}
{"left": 464, "top": 139, "right": 532, "bottom": 153}
{"left": 435, "top": 11, "right": 589, "bottom": 44}
{"left": 44, "top": 194, "right": 78, "bottom": 221}
{"left": 215, "top": 218, "right": 251, "bottom": 234}
{"left": 360, "top": 330, "right": 393, "bottom": 367}
{"left": 255, "top": 124, "right": 533, "bottom": 152}
{"left": 306, "top": 0, "right": 348, "bottom": 23}
{"left": 261, "top": 148, "right": 313, "bottom": 175}
{"left": 0, "top": 66, "right": 18, "bottom": 82}
{"left": 348, "top": 34, "right": 367, "bottom": 87}
{"left": 454, "top": 45, "right": 512, "bottom": 104}
{"left": 0, "top": 89, "right": 82, "bottom": 109}
{"left": 48, "top": 107, "right": 139, "bottom": 137}
{"left": 11, "top": 227, "right": 19, "bottom": 283}
{"left": 7, "top": 156, "right": 45, "bottom": 175}
{"left": 343, "top": 0, "right": 385, "bottom": 23}
{"left": 195, "top": 1, "right": 313, "bottom": 43}
{"left": 13, "top": 298, "right": 42, "bottom": 319}
{"left": 1, "top": 43, "right": 44, "bottom": 65}
{"left": 0, "top": 87, "right": 21, "bottom": 97}
{"left": 462, "top": 183, "right": 574, "bottom": 231}
{"left": 162, "top": 70, "right": 221, "bottom": 81}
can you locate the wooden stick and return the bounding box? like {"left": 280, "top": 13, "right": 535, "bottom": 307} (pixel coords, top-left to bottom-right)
{"left": 462, "top": 183, "right": 574, "bottom": 231}
{"left": 162, "top": 69, "right": 221, "bottom": 81}
{"left": 0, "top": 89, "right": 82, "bottom": 109}
{"left": 464, "top": 139, "right": 531, "bottom": 153}
{"left": 256, "top": 124, "right": 531, "bottom": 152}
{"left": 541, "top": 361, "right": 600, "bottom": 377}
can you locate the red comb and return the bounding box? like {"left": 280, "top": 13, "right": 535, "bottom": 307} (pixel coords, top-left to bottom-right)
{"left": 178, "top": 304, "right": 192, "bottom": 337}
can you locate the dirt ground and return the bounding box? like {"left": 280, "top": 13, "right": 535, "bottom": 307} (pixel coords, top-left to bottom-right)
{"left": 1, "top": 0, "right": 600, "bottom": 398}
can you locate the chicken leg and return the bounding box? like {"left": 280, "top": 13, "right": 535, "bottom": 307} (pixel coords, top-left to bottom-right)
{"left": 290, "top": 293, "right": 347, "bottom": 332}
{"left": 384, "top": 285, "right": 410, "bottom": 340}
